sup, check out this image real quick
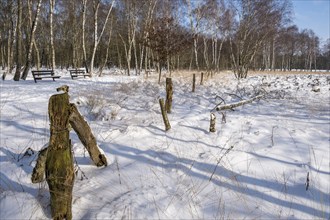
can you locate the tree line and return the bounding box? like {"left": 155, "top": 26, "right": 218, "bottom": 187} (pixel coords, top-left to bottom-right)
{"left": 0, "top": 0, "right": 329, "bottom": 81}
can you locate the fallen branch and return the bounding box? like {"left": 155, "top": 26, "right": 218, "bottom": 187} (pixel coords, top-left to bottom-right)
{"left": 213, "top": 94, "right": 264, "bottom": 111}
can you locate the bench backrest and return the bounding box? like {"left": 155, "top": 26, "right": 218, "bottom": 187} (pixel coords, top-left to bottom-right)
{"left": 70, "top": 70, "right": 86, "bottom": 74}
{"left": 32, "top": 70, "right": 54, "bottom": 76}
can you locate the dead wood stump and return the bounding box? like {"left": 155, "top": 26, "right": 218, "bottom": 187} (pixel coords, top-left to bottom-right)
{"left": 46, "top": 92, "right": 74, "bottom": 220}
{"left": 209, "top": 113, "right": 216, "bottom": 132}
{"left": 159, "top": 98, "right": 171, "bottom": 131}
{"left": 31, "top": 85, "right": 108, "bottom": 220}
{"left": 69, "top": 104, "right": 107, "bottom": 167}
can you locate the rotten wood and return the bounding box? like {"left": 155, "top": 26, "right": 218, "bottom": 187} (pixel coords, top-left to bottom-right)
{"left": 69, "top": 104, "right": 107, "bottom": 167}
{"left": 31, "top": 85, "right": 108, "bottom": 220}
{"left": 46, "top": 92, "right": 74, "bottom": 220}
{"left": 159, "top": 98, "right": 171, "bottom": 131}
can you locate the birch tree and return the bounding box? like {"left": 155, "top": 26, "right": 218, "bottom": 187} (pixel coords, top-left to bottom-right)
{"left": 21, "top": 0, "right": 42, "bottom": 80}
{"left": 90, "top": 0, "right": 115, "bottom": 76}
{"left": 49, "top": 0, "right": 56, "bottom": 70}
{"left": 118, "top": 0, "right": 138, "bottom": 76}
{"left": 140, "top": 0, "right": 157, "bottom": 73}
{"left": 13, "top": 0, "right": 22, "bottom": 81}
{"left": 186, "top": 0, "right": 203, "bottom": 70}
{"left": 229, "top": 0, "right": 290, "bottom": 79}
{"left": 82, "top": 0, "right": 88, "bottom": 72}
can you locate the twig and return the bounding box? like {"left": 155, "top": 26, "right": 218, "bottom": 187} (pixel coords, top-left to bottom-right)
{"left": 73, "top": 151, "right": 88, "bottom": 180}
{"left": 115, "top": 157, "right": 122, "bottom": 185}
{"left": 215, "top": 95, "right": 226, "bottom": 104}
{"left": 305, "top": 172, "right": 309, "bottom": 191}
{"left": 211, "top": 95, "right": 226, "bottom": 112}
{"left": 224, "top": 92, "right": 243, "bottom": 100}
{"left": 209, "top": 146, "right": 234, "bottom": 182}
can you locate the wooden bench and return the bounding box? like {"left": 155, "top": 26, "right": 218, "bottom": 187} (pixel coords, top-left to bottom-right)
{"left": 69, "top": 69, "right": 89, "bottom": 79}
{"left": 32, "top": 70, "right": 61, "bottom": 83}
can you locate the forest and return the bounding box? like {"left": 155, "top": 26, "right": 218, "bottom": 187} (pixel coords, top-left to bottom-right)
{"left": 0, "top": 0, "right": 329, "bottom": 81}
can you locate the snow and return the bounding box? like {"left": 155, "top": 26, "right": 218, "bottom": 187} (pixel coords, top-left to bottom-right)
{"left": 1, "top": 70, "right": 329, "bottom": 219}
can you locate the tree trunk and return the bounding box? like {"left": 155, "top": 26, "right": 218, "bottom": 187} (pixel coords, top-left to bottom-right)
{"left": 90, "top": 1, "right": 100, "bottom": 76}
{"left": 90, "top": 0, "right": 115, "bottom": 76}
{"left": 133, "top": 37, "right": 139, "bottom": 75}
{"left": 203, "top": 37, "right": 209, "bottom": 70}
{"left": 215, "top": 94, "right": 264, "bottom": 111}
{"left": 165, "top": 77, "right": 173, "bottom": 113}
{"left": 46, "top": 92, "right": 74, "bottom": 220}
{"left": 69, "top": 104, "right": 107, "bottom": 167}
{"left": 49, "top": 0, "right": 56, "bottom": 70}
{"left": 13, "top": 0, "right": 22, "bottom": 81}
{"left": 21, "top": 0, "right": 42, "bottom": 80}
{"left": 158, "top": 61, "right": 161, "bottom": 84}
{"left": 2, "top": 15, "right": 13, "bottom": 80}
{"left": 116, "top": 40, "right": 122, "bottom": 70}
{"left": 82, "top": 0, "right": 88, "bottom": 72}
{"left": 99, "top": 19, "right": 113, "bottom": 76}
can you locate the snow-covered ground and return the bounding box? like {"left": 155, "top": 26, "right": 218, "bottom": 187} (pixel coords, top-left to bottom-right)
{"left": 1, "top": 70, "right": 329, "bottom": 219}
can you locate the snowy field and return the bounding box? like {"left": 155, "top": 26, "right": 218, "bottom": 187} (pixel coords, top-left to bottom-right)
{"left": 0, "top": 70, "right": 329, "bottom": 219}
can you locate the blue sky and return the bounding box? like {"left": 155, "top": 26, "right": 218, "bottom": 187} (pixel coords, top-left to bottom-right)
{"left": 292, "top": 0, "right": 330, "bottom": 43}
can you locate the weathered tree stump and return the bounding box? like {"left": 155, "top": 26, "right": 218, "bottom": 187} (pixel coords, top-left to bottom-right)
{"left": 159, "top": 98, "right": 171, "bottom": 131}
{"left": 31, "top": 85, "right": 108, "bottom": 220}
{"left": 69, "top": 104, "right": 107, "bottom": 167}
{"left": 165, "top": 77, "right": 173, "bottom": 113}
{"left": 209, "top": 113, "right": 216, "bottom": 132}
{"left": 46, "top": 92, "right": 74, "bottom": 220}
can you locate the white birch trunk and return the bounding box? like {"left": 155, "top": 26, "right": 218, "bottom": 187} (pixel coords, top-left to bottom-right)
{"left": 90, "top": 0, "right": 115, "bottom": 76}
{"left": 82, "top": 0, "right": 88, "bottom": 72}
{"left": 21, "top": 0, "right": 42, "bottom": 80}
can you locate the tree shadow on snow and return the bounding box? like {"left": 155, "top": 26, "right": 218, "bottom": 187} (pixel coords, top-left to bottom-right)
{"left": 101, "top": 142, "right": 329, "bottom": 218}
{"left": 0, "top": 148, "right": 52, "bottom": 218}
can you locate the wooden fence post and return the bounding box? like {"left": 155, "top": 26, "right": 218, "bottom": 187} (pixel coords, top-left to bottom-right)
{"left": 192, "top": 74, "right": 196, "bottom": 92}
{"left": 165, "top": 77, "right": 173, "bottom": 113}
{"left": 46, "top": 92, "right": 74, "bottom": 220}
{"left": 31, "top": 85, "right": 108, "bottom": 220}
{"left": 200, "top": 72, "right": 204, "bottom": 85}
{"left": 209, "top": 113, "right": 216, "bottom": 132}
{"left": 159, "top": 98, "right": 171, "bottom": 131}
